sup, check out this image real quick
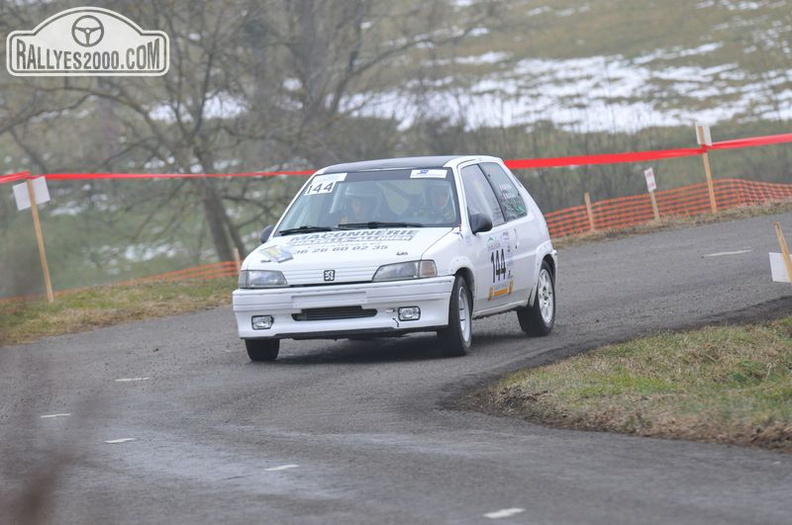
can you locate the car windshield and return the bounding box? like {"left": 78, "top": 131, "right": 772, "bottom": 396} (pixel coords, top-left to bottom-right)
{"left": 276, "top": 168, "right": 460, "bottom": 234}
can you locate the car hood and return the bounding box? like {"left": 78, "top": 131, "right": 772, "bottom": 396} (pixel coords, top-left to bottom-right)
{"left": 242, "top": 227, "right": 454, "bottom": 285}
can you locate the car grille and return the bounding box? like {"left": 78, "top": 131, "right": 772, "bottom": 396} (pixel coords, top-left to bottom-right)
{"left": 292, "top": 306, "right": 377, "bottom": 321}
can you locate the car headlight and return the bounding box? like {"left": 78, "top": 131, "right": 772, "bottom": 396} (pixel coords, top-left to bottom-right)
{"left": 372, "top": 260, "right": 437, "bottom": 282}
{"left": 238, "top": 269, "right": 288, "bottom": 288}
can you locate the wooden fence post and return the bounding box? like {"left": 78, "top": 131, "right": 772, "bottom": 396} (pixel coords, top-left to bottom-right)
{"left": 696, "top": 124, "right": 718, "bottom": 214}
{"left": 649, "top": 191, "right": 660, "bottom": 221}
{"left": 584, "top": 192, "right": 596, "bottom": 232}
{"left": 643, "top": 167, "right": 660, "bottom": 221}
{"left": 26, "top": 179, "right": 54, "bottom": 304}
{"left": 233, "top": 248, "right": 242, "bottom": 273}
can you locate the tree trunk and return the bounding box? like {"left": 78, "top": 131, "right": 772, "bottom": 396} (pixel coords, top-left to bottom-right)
{"left": 198, "top": 179, "right": 234, "bottom": 262}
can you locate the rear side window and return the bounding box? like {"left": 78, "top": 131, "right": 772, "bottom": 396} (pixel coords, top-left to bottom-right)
{"left": 460, "top": 164, "right": 505, "bottom": 227}
{"left": 479, "top": 162, "right": 527, "bottom": 221}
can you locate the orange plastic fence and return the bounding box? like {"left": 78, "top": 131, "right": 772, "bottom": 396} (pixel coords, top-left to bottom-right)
{"left": 0, "top": 261, "right": 239, "bottom": 304}
{"left": 3, "top": 178, "right": 792, "bottom": 304}
{"left": 545, "top": 178, "right": 792, "bottom": 237}
{"left": 121, "top": 261, "right": 239, "bottom": 284}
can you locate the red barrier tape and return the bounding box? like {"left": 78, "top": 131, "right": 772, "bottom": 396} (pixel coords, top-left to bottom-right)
{"left": 1, "top": 133, "right": 790, "bottom": 184}
{"left": 0, "top": 171, "right": 31, "bottom": 184}
{"left": 504, "top": 147, "right": 705, "bottom": 169}
{"left": 708, "top": 133, "right": 792, "bottom": 151}
{"left": 0, "top": 170, "right": 312, "bottom": 184}
{"left": 506, "top": 133, "right": 792, "bottom": 169}
{"left": 42, "top": 170, "right": 313, "bottom": 181}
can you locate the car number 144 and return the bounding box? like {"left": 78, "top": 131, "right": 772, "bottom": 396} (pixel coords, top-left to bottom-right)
{"left": 491, "top": 248, "right": 507, "bottom": 281}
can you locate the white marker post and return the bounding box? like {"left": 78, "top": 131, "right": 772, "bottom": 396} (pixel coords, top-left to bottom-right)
{"left": 770, "top": 222, "right": 792, "bottom": 284}
{"left": 695, "top": 123, "right": 718, "bottom": 214}
{"left": 643, "top": 167, "right": 660, "bottom": 221}
{"left": 13, "top": 176, "right": 54, "bottom": 303}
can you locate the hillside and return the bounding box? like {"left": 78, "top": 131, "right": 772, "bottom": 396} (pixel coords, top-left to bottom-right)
{"left": 363, "top": 0, "right": 792, "bottom": 132}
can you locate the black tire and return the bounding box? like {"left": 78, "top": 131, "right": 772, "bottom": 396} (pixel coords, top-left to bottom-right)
{"left": 517, "top": 260, "right": 555, "bottom": 337}
{"left": 245, "top": 339, "right": 280, "bottom": 362}
{"left": 438, "top": 275, "right": 473, "bottom": 357}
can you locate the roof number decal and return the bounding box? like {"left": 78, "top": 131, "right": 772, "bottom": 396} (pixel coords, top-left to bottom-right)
{"left": 305, "top": 173, "right": 347, "bottom": 196}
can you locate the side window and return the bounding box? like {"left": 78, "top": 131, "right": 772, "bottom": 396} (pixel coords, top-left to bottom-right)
{"left": 460, "top": 165, "right": 505, "bottom": 227}
{"left": 480, "top": 162, "right": 527, "bottom": 222}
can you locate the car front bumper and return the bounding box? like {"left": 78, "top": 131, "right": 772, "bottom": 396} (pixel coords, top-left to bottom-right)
{"left": 232, "top": 276, "right": 455, "bottom": 340}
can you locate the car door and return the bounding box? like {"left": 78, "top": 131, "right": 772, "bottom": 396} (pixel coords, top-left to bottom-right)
{"left": 478, "top": 161, "right": 541, "bottom": 304}
{"left": 459, "top": 164, "right": 518, "bottom": 315}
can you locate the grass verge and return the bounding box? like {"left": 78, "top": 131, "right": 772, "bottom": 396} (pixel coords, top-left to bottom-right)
{"left": 0, "top": 278, "right": 236, "bottom": 347}
{"left": 473, "top": 317, "right": 792, "bottom": 452}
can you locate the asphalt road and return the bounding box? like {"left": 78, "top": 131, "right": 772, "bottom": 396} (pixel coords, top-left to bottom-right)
{"left": 2, "top": 212, "right": 791, "bottom": 525}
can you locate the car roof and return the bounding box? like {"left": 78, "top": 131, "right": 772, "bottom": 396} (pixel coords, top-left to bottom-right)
{"left": 315, "top": 155, "right": 496, "bottom": 174}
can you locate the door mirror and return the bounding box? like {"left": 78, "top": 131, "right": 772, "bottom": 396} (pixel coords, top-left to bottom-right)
{"left": 469, "top": 213, "right": 493, "bottom": 234}
{"left": 260, "top": 225, "right": 274, "bottom": 244}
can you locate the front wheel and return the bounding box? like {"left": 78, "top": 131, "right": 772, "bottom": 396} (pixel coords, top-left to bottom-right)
{"left": 517, "top": 260, "right": 555, "bottom": 337}
{"left": 438, "top": 275, "right": 473, "bottom": 357}
{"left": 245, "top": 339, "right": 280, "bottom": 362}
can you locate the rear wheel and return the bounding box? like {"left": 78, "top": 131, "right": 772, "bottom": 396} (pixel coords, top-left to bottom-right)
{"left": 517, "top": 260, "right": 555, "bottom": 336}
{"left": 438, "top": 275, "right": 473, "bottom": 357}
{"left": 245, "top": 339, "right": 280, "bottom": 362}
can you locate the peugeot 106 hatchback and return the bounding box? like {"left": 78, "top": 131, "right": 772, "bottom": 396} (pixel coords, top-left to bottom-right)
{"left": 233, "top": 155, "right": 557, "bottom": 361}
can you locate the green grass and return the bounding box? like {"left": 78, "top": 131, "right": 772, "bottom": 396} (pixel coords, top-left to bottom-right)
{"left": 483, "top": 318, "right": 792, "bottom": 451}
{"left": 0, "top": 277, "right": 236, "bottom": 347}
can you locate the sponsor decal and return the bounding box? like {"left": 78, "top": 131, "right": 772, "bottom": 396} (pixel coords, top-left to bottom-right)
{"left": 7, "top": 6, "right": 169, "bottom": 76}
{"left": 410, "top": 169, "right": 447, "bottom": 179}
{"left": 258, "top": 245, "right": 293, "bottom": 263}
{"left": 287, "top": 229, "right": 418, "bottom": 247}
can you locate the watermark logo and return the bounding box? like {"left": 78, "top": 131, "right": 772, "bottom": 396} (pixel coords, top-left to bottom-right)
{"left": 6, "top": 6, "right": 169, "bottom": 76}
{"left": 72, "top": 15, "right": 104, "bottom": 47}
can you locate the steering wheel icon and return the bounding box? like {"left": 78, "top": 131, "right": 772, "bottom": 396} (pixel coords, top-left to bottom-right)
{"left": 72, "top": 15, "right": 104, "bottom": 47}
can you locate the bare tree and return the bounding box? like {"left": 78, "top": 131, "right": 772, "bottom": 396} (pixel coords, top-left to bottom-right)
{"left": 1, "top": 0, "right": 503, "bottom": 264}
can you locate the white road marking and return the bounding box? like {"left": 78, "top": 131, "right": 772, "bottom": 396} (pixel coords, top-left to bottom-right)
{"left": 703, "top": 249, "right": 752, "bottom": 258}
{"left": 265, "top": 464, "right": 298, "bottom": 472}
{"left": 115, "top": 377, "right": 150, "bottom": 382}
{"left": 40, "top": 413, "right": 71, "bottom": 419}
{"left": 105, "top": 438, "right": 136, "bottom": 444}
{"left": 484, "top": 508, "right": 526, "bottom": 519}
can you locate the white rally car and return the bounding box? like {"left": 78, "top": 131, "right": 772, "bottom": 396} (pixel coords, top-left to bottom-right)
{"left": 233, "top": 155, "right": 557, "bottom": 361}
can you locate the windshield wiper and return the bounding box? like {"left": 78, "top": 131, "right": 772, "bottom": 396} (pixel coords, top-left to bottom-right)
{"left": 338, "top": 221, "right": 424, "bottom": 229}
{"left": 278, "top": 225, "right": 335, "bottom": 236}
